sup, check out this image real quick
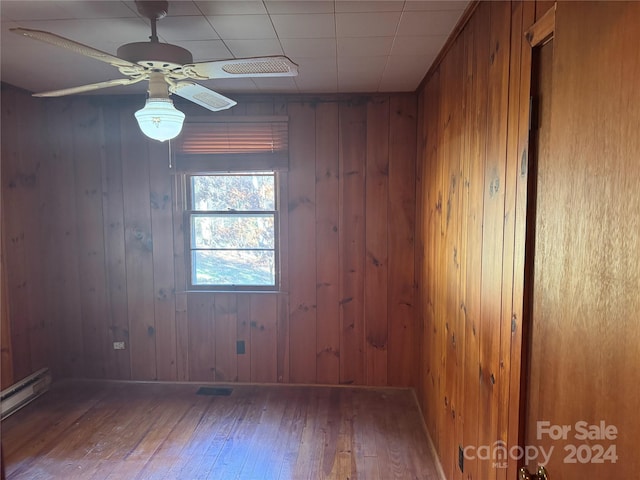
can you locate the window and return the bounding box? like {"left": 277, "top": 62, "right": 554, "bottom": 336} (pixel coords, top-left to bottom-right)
{"left": 187, "top": 172, "right": 278, "bottom": 290}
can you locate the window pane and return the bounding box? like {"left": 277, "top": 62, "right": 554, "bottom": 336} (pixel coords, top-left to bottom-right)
{"left": 191, "top": 214, "right": 274, "bottom": 249}
{"left": 192, "top": 250, "right": 275, "bottom": 286}
{"left": 191, "top": 174, "right": 275, "bottom": 211}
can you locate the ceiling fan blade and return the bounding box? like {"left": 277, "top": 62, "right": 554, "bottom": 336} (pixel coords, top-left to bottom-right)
{"left": 182, "top": 56, "right": 298, "bottom": 80}
{"left": 170, "top": 82, "right": 237, "bottom": 112}
{"left": 33, "top": 77, "right": 146, "bottom": 98}
{"left": 11, "top": 27, "right": 137, "bottom": 69}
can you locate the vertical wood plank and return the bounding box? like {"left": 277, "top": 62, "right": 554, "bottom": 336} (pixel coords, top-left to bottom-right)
{"left": 71, "top": 99, "right": 110, "bottom": 379}
{"left": 148, "top": 142, "right": 177, "bottom": 381}
{"left": 214, "top": 293, "right": 238, "bottom": 382}
{"left": 1, "top": 226, "right": 13, "bottom": 388}
{"left": 364, "top": 97, "right": 389, "bottom": 387}
{"left": 237, "top": 295, "right": 251, "bottom": 382}
{"left": 477, "top": 3, "right": 511, "bottom": 479}
{"left": 120, "top": 109, "right": 157, "bottom": 380}
{"left": 315, "top": 102, "right": 341, "bottom": 385}
{"left": 175, "top": 293, "right": 188, "bottom": 381}
{"left": 250, "top": 294, "right": 277, "bottom": 383}
{"left": 43, "top": 98, "right": 84, "bottom": 378}
{"left": 387, "top": 95, "right": 417, "bottom": 388}
{"left": 287, "top": 102, "right": 317, "bottom": 383}
{"left": 338, "top": 101, "right": 367, "bottom": 385}
{"left": 187, "top": 293, "right": 214, "bottom": 381}
{"left": 462, "top": 3, "right": 490, "bottom": 480}
{"left": 101, "top": 102, "right": 131, "bottom": 380}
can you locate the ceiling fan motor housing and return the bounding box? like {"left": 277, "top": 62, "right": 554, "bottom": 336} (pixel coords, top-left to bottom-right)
{"left": 117, "top": 42, "right": 193, "bottom": 70}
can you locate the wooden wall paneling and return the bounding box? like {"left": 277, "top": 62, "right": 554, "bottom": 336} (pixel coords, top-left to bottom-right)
{"left": 148, "top": 141, "right": 177, "bottom": 381}
{"left": 287, "top": 102, "right": 318, "bottom": 384}
{"left": 414, "top": 90, "right": 426, "bottom": 409}
{"left": 43, "top": 98, "right": 84, "bottom": 378}
{"left": 213, "top": 293, "right": 238, "bottom": 382}
{"left": 175, "top": 293, "right": 188, "bottom": 381}
{"left": 477, "top": 2, "right": 511, "bottom": 479}
{"left": 387, "top": 95, "right": 418, "bottom": 388}
{"left": 461, "top": 3, "right": 491, "bottom": 480}
{"left": 499, "top": 2, "right": 535, "bottom": 478}
{"left": 276, "top": 293, "right": 289, "bottom": 383}
{"left": 277, "top": 171, "right": 290, "bottom": 384}
{"left": 338, "top": 101, "right": 367, "bottom": 385}
{"left": 364, "top": 97, "right": 389, "bottom": 387}
{"left": 1, "top": 223, "right": 13, "bottom": 388}
{"left": 71, "top": 99, "right": 111, "bottom": 379}
{"left": 250, "top": 294, "right": 277, "bottom": 383}
{"left": 439, "top": 37, "right": 464, "bottom": 479}
{"left": 315, "top": 102, "right": 341, "bottom": 385}
{"left": 171, "top": 166, "right": 188, "bottom": 381}
{"left": 101, "top": 103, "right": 131, "bottom": 380}
{"left": 1, "top": 88, "right": 32, "bottom": 381}
{"left": 420, "top": 70, "right": 441, "bottom": 440}
{"left": 120, "top": 109, "right": 157, "bottom": 380}
{"left": 187, "top": 293, "right": 214, "bottom": 381}
{"left": 236, "top": 295, "right": 252, "bottom": 382}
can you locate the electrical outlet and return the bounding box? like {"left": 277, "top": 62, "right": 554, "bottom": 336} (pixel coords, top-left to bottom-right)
{"left": 236, "top": 340, "right": 245, "bottom": 354}
{"left": 113, "top": 341, "right": 126, "bottom": 350}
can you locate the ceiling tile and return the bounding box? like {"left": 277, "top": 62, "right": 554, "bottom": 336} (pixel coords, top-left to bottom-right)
{"left": 253, "top": 76, "right": 299, "bottom": 93}
{"left": 225, "top": 39, "right": 284, "bottom": 57}
{"left": 265, "top": 1, "right": 334, "bottom": 14}
{"left": 177, "top": 40, "right": 232, "bottom": 62}
{"left": 0, "top": 1, "right": 75, "bottom": 21}
{"left": 270, "top": 13, "right": 335, "bottom": 39}
{"left": 335, "top": 1, "right": 404, "bottom": 13}
{"left": 335, "top": 12, "right": 401, "bottom": 37}
{"left": 337, "top": 55, "right": 387, "bottom": 78}
{"left": 156, "top": 15, "right": 218, "bottom": 42}
{"left": 207, "top": 14, "right": 276, "bottom": 40}
{"left": 294, "top": 57, "right": 338, "bottom": 92}
{"left": 12, "top": 18, "right": 150, "bottom": 47}
{"left": 404, "top": 1, "right": 469, "bottom": 12}
{"left": 338, "top": 36, "right": 393, "bottom": 57}
{"left": 201, "top": 77, "right": 259, "bottom": 94}
{"left": 397, "top": 9, "right": 464, "bottom": 36}
{"left": 391, "top": 35, "right": 447, "bottom": 56}
{"left": 279, "top": 38, "right": 336, "bottom": 58}
{"left": 194, "top": 1, "right": 267, "bottom": 15}
{"left": 379, "top": 53, "right": 435, "bottom": 91}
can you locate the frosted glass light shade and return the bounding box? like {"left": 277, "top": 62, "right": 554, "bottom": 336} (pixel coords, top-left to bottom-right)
{"left": 134, "top": 98, "right": 185, "bottom": 142}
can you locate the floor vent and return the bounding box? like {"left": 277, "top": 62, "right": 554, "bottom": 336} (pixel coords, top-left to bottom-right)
{"left": 196, "top": 386, "right": 233, "bottom": 396}
{"left": 1, "top": 367, "right": 51, "bottom": 420}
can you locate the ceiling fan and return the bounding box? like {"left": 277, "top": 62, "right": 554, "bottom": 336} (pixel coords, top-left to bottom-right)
{"left": 10, "top": 0, "right": 298, "bottom": 141}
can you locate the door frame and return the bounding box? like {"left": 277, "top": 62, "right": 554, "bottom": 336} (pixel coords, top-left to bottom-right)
{"left": 504, "top": 3, "right": 556, "bottom": 479}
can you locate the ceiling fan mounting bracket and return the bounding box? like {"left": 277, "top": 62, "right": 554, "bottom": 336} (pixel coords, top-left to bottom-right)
{"left": 117, "top": 42, "right": 193, "bottom": 69}
{"left": 135, "top": 1, "right": 168, "bottom": 21}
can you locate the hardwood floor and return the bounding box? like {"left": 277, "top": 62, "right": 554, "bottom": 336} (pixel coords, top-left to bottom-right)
{"left": 2, "top": 380, "right": 440, "bottom": 479}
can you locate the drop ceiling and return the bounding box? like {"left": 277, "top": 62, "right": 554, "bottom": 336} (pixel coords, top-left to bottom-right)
{"left": 0, "top": 1, "right": 468, "bottom": 97}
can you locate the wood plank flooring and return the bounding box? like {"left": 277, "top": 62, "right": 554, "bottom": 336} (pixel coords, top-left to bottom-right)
{"left": 2, "top": 380, "right": 440, "bottom": 479}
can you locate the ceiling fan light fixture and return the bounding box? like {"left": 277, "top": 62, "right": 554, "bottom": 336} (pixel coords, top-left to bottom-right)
{"left": 135, "top": 97, "right": 185, "bottom": 142}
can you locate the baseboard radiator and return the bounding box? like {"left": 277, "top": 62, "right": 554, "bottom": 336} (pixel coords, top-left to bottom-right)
{"left": 1, "top": 367, "right": 51, "bottom": 420}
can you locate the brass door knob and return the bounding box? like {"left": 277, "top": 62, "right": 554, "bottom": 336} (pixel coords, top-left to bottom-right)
{"left": 518, "top": 465, "right": 549, "bottom": 480}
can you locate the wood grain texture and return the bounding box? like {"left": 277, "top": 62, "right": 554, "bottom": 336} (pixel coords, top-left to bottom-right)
{"left": 523, "top": 2, "right": 640, "bottom": 478}
{"left": 1, "top": 91, "right": 418, "bottom": 390}
{"left": 3, "top": 380, "right": 439, "bottom": 480}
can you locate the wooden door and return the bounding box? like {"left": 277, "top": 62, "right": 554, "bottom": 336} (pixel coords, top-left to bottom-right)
{"left": 520, "top": 2, "right": 640, "bottom": 478}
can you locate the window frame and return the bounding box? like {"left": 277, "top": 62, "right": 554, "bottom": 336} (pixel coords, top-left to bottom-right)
{"left": 185, "top": 171, "right": 281, "bottom": 292}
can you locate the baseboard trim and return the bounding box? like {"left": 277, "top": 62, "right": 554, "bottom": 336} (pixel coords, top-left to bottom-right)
{"left": 412, "top": 389, "right": 447, "bottom": 480}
